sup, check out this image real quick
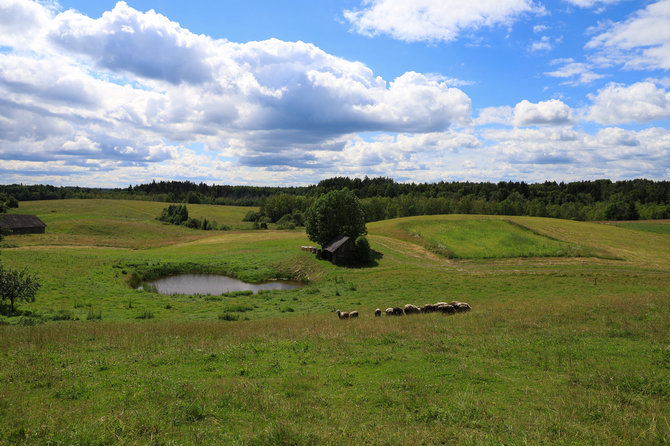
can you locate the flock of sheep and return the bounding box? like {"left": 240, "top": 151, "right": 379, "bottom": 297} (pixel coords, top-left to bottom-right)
{"left": 336, "top": 301, "right": 471, "bottom": 319}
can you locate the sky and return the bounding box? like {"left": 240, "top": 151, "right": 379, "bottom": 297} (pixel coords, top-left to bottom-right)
{"left": 1, "top": 0, "right": 669, "bottom": 187}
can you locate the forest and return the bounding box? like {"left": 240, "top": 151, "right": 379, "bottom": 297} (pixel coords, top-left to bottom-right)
{"left": 2, "top": 177, "right": 669, "bottom": 222}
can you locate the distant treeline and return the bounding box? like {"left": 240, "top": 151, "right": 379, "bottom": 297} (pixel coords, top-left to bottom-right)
{"left": 2, "top": 177, "right": 669, "bottom": 221}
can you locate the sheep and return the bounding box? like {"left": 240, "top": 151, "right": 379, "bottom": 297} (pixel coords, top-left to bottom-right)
{"left": 456, "top": 303, "right": 471, "bottom": 313}
{"left": 349, "top": 311, "right": 359, "bottom": 318}
{"left": 448, "top": 301, "right": 472, "bottom": 312}
{"left": 336, "top": 310, "right": 349, "bottom": 319}
{"left": 421, "top": 304, "right": 436, "bottom": 313}
{"left": 404, "top": 304, "right": 421, "bottom": 315}
{"left": 375, "top": 308, "right": 382, "bottom": 317}
{"left": 392, "top": 307, "right": 404, "bottom": 316}
{"left": 436, "top": 304, "right": 456, "bottom": 314}
{"left": 385, "top": 308, "right": 394, "bottom": 316}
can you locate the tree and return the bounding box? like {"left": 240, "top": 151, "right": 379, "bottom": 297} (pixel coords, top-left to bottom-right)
{"left": 0, "top": 264, "right": 40, "bottom": 313}
{"left": 305, "top": 189, "right": 367, "bottom": 247}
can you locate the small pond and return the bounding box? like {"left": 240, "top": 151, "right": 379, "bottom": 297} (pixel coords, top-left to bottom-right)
{"left": 140, "top": 274, "right": 302, "bottom": 295}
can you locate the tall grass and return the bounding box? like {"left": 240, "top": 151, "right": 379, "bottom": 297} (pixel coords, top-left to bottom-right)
{"left": 0, "top": 289, "right": 667, "bottom": 444}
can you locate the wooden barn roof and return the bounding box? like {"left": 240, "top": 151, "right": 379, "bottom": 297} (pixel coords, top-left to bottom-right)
{"left": 323, "top": 235, "right": 351, "bottom": 253}
{"left": 0, "top": 214, "right": 46, "bottom": 229}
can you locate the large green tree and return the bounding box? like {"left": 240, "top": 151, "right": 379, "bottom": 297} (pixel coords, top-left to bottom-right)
{"left": 305, "top": 189, "right": 367, "bottom": 247}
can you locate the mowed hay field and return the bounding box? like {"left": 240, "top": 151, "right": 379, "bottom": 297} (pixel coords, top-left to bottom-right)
{"left": 0, "top": 200, "right": 669, "bottom": 445}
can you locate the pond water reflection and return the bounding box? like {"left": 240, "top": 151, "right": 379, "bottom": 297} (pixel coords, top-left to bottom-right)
{"left": 140, "top": 274, "right": 302, "bottom": 295}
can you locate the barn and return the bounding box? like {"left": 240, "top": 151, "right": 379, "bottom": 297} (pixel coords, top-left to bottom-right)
{"left": 321, "top": 235, "right": 354, "bottom": 264}
{"left": 0, "top": 214, "right": 47, "bottom": 235}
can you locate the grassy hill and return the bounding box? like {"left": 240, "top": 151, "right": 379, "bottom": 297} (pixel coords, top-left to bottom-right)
{"left": 0, "top": 200, "right": 668, "bottom": 444}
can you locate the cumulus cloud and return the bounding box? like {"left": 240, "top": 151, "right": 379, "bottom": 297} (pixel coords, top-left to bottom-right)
{"left": 0, "top": 0, "right": 56, "bottom": 48}
{"left": 480, "top": 126, "right": 670, "bottom": 180}
{"left": 512, "top": 99, "right": 574, "bottom": 126}
{"left": 0, "top": 0, "right": 474, "bottom": 183}
{"left": 343, "top": 0, "right": 543, "bottom": 43}
{"left": 49, "top": 1, "right": 214, "bottom": 85}
{"left": 587, "top": 81, "right": 670, "bottom": 124}
{"left": 586, "top": 0, "right": 670, "bottom": 70}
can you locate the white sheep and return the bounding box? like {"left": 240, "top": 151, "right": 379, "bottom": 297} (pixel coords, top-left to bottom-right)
{"left": 436, "top": 304, "right": 456, "bottom": 314}
{"left": 448, "top": 301, "right": 472, "bottom": 312}
{"left": 336, "top": 310, "right": 349, "bottom": 319}
{"left": 374, "top": 308, "right": 382, "bottom": 317}
{"left": 404, "top": 304, "right": 421, "bottom": 315}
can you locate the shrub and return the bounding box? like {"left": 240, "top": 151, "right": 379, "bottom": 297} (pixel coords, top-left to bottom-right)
{"left": 276, "top": 214, "right": 296, "bottom": 230}
{"left": 354, "top": 236, "right": 372, "bottom": 264}
{"left": 243, "top": 211, "right": 261, "bottom": 222}
{"left": 158, "top": 204, "right": 189, "bottom": 225}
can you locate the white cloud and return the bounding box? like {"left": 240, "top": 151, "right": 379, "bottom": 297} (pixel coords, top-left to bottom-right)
{"left": 2, "top": 0, "right": 668, "bottom": 186}
{"left": 587, "top": 81, "right": 670, "bottom": 124}
{"left": 479, "top": 126, "right": 670, "bottom": 180}
{"left": 530, "top": 36, "right": 552, "bottom": 52}
{"left": 476, "top": 106, "right": 513, "bottom": 125}
{"left": 544, "top": 58, "right": 605, "bottom": 85}
{"left": 586, "top": 0, "right": 670, "bottom": 70}
{"left": 0, "top": 0, "right": 474, "bottom": 181}
{"left": 513, "top": 99, "right": 574, "bottom": 126}
{"left": 0, "top": 0, "right": 57, "bottom": 49}
{"left": 564, "top": 0, "right": 622, "bottom": 8}
{"left": 343, "top": 0, "right": 543, "bottom": 43}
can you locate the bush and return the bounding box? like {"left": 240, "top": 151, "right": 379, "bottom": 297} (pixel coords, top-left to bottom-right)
{"left": 0, "top": 264, "right": 40, "bottom": 313}
{"left": 185, "top": 217, "right": 202, "bottom": 229}
{"left": 243, "top": 211, "right": 261, "bottom": 222}
{"left": 276, "top": 214, "right": 296, "bottom": 230}
{"left": 158, "top": 204, "right": 189, "bottom": 225}
{"left": 354, "top": 236, "right": 372, "bottom": 264}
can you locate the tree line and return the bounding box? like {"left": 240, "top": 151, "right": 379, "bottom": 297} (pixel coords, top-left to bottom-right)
{"left": 2, "top": 177, "right": 669, "bottom": 222}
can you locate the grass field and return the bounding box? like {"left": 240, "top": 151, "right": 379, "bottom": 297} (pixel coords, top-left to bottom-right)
{"left": 401, "top": 218, "right": 594, "bottom": 259}
{"left": 0, "top": 201, "right": 668, "bottom": 444}
{"left": 610, "top": 220, "right": 670, "bottom": 236}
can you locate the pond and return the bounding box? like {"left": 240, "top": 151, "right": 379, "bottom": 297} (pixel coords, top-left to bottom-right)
{"left": 140, "top": 274, "right": 302, "bottom": 295}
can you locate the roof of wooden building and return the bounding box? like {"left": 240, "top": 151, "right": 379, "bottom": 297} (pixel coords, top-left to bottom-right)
{"left": 322, "top": 235, "right": 351, "bottom": 253}
{"left": 0, "top": 214, "right": 47, "bottom": 229}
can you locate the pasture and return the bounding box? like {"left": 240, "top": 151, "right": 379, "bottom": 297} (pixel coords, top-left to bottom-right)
{"left": 0, "top": 200, "right": 668, "bottom": 444}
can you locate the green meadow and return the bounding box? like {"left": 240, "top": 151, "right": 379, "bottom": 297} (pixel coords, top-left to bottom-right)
{"left": 0, "top": 200, "right": 668, "bottom": 444}
{"left": 401, "top": 218, "right": 595, "bottom": 259}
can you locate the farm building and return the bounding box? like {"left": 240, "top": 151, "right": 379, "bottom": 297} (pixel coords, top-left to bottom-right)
{"left": 321, "top": 235, "right": 354, "bottom": 264}
{"left": 0, "top": 214, "right": 46, "bottom": 235}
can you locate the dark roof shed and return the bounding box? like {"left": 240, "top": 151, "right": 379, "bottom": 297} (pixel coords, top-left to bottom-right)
{"left": 0, "top": 214, "right": 46, "bottom": 234}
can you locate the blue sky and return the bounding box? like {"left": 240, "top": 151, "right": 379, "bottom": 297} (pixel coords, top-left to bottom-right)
{"left": 1, "top": 0, "right": 669, "bottom": 187}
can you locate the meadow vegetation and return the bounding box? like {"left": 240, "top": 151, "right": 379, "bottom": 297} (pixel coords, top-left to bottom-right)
{"left": 0, "top": 200, "right": 668, "bottom": 444}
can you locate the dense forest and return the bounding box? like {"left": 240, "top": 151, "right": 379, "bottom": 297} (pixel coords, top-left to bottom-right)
{"left": 2, "top": 177, "right": 669, "bottom": 222}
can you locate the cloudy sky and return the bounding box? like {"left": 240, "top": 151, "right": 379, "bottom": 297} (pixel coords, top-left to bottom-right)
{"left": 1, "top": 0, "right": 669, "bottom": 187}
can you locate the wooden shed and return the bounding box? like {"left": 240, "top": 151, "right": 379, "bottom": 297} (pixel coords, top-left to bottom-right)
{"left": 322, "top": 235, "right": 354, "bottom": 264}
{"left": 0, "top": 214, "right": 46, "bottom": 235}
